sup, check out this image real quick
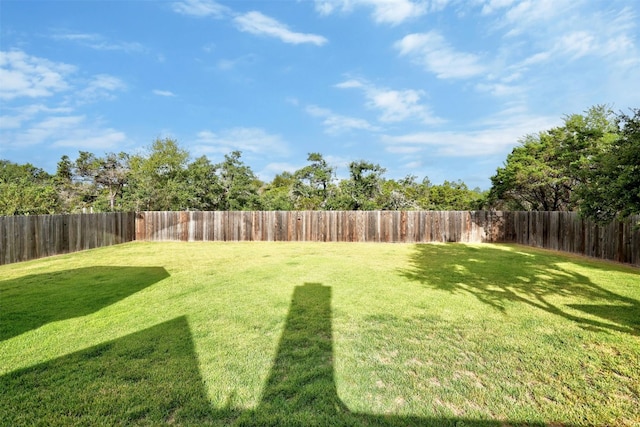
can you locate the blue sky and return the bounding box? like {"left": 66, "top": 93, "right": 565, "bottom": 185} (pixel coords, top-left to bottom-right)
{"left": 1, "top": 0, "right": 639, "bottom": 189}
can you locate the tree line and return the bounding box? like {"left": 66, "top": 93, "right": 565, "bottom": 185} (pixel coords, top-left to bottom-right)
{"left": 1, "top": 105, "right": 638, "bottom": 223}
{"left": 0, "top": 141, "right": 484, "bottom": 216}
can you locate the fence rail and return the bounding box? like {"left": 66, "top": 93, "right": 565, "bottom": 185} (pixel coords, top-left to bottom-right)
{"left": 1, "top": 211, "right": 638, "bottom": 266}
{"left": 0, "top": 212, "right": 136, "bottom": 265}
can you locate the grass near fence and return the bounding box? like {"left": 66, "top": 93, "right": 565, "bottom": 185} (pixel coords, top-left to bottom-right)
{"left": 0, "top": 242, "right": 639, "bottom": 426}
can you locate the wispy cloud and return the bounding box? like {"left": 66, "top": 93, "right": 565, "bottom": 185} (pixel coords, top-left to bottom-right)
{"left": 480, "top": 0, "right": 516, "bottom": 15}
{"left": 51, "top": 32, "right": 146, "bottom": 53}
{"left": 216, "top": 53, "right": 259, "bottom": 71}
{"left": 193, "top": 127, "right": 289, "bottom": 156}
{"left": 172, "top": 1, "right": 328, "bottom": 46}
{"left": 305, "top": 105, "right": 380, "bottom": 135}
{"left": 335, "top": 78, "right": 443, "bottom": 124}
{"left": 314, "top": 0, "right": 430, "bottom": 25}
{"left": 171, "top": 0, "right": 230, "bottom": 18}
{"left": 380, "top": 111, "right": 560, "bottom": 157}
{"left": 0, "top": 49, "right": 128, "bottom": 152}
{"left": 234, "top": 11, "right": 328, "bottom": 46}
{"left": 395, "top": 31, "right": 486, "bottom": 79}
{"left": 2, "top": 114, "right": 126, "bottom": 149}
{"left": 53, "top": 126, "right": 127, "bottom": 149}
{"left": 258, "top": 161, "right": 301, "bottom": 181}
{"left": 77, "top": 74, "right": 126, "bottom": 103}
{"left": 0, "top": 50, "right": 75, "bottom": 100}
{"left": 152, "top": 89, "right": 176, "bottom": 97}
{"left": 0, "top": 104, "right": 72, "bottom": 130}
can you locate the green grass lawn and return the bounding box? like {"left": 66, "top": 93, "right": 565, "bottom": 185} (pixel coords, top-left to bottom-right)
{"left": 1, "top": 242, "right": 639, "bottom": 426}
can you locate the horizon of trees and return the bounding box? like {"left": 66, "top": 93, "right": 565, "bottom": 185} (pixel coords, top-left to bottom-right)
{"left": 1, "top": 105, "right": 638, "bottom": 224}
{"left": 0, "top": 140, "right": 485, "bottom": 216}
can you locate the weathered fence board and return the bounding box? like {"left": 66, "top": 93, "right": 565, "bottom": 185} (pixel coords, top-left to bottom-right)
{"left": 0, "top": 212, "right": 136, "bottom": 265}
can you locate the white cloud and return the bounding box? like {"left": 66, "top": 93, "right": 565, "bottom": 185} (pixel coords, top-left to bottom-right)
{"left": 258, "top": 162, "right": 300, "bottom": 181}
{"left": 216, "top": 54, "right": 259, "bottom": 71}
{"left": 305, "top": 105, "right": 380, "bottom": 135}
{"left": 2, "top": 114, "right": 126, "bottom": 149}
{"left": 395, "top": 31, "right": 486, "bottom": 79}
{"left": 193, "top": 127, "right": 289, "bottom": 156}
{"left": 502, "top": 0, "right": 573, "bottom": 31}
{"left": 380, "top": 111, "right": 560, "bottom": 157}
{"left": 475, "top": 82, "right": 524, "bottom": 97}
{"left": 314, "top": 0, "right": 428, "bottom": 25}
{"left": 386, "top": 145, "right": 422, "bottom": 154}
{"left": 403, "top": 160, "right": 422, "bottom": 169}
{"left": 0, "top": 50, "right": 75, "bottom": 100}
{"left": 153, "top": 89, "right": 177, "bottom": 97}
{"left": 171, "top": 0, "right": 230, "bottom": 18}
{"left": 480, "top": 0, "right": 516, "bottom": 15}
{"left": 172, "top": 2, "right": 327, "bottom": 46}
{"left": 53, "top": 128, "right": 127, "bottom": 149}
{"left": 334, "top": 79, "right": 364, "bottom": 89}
{"left": 336, "top": 78, "right": 443, "bottom": 124}
{"left": 234, "top": 11, "right": 328, "bottom": 46}
{"left": 51, "top": 32, "right": 146, "bottom": 53}
{"left": 507, "top": 7, "right": 639, "bottom": 76}
{"left": 0, "top": 104, "right": 73, "bottom": 130}
{"left": 0, "top": 50, "right": 128, "bottom": 152}
{"left": 77, "top": 74, "right": 126, "bottom": 102}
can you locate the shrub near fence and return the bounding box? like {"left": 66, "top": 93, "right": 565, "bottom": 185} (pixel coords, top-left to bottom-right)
{"left": 0, "top": 212, "right": 136, "bottom": 265}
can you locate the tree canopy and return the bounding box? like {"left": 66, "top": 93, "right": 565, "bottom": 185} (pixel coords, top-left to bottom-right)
{"left": 2, "top": 105, "right": 637, "bottom": 222}
{"left": 0, "top": 139, "right": 485, "bottom": 214}
{"left": 488, "top": 106, "right": 639, "bottom": 222}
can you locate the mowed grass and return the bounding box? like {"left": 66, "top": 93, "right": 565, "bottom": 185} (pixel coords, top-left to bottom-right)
{"left": 0, "top": 242, "right": 639, "bottom": 426}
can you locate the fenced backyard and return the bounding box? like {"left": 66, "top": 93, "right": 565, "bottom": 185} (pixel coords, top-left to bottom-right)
{"left": 1, "top": 212, "right": 639, "bottom": 425}
{"left": 3, "top": 210, "right": 637, "bottom": 266}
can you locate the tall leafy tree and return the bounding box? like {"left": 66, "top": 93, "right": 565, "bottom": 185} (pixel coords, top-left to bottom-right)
{"left": 54, "top": 155, "right": 82, "bottom": 213}
{"left": 216, "top": 151, "right": 263, "bottom": 211}
{"left": 576, "top": 109, "right": 640, "bottom": 222}
{"left": 124, "top": 138, "right": 189, "bottom": 211}
{"left": 260, "top": 172, "right": 296, "bottom": 211}
{"left": 184, "top": 156, "right": 223, "bottom": 210}
{"left": 429, "top": 180, "right": 485, "bottom": 210}
{"left": 0, "top": 161, "right": 58, "bottom": 215}
{"left": 378, "top": 175, "right": 433, "bottom": 210}
{"left": 292, "top": 153, "right": 335, "bottom": 210}
{"left": 74, "top": 151, "right": 130, "bottom": 211}
{"left": 488, "top": 105, "right": 617, "bottom": 212}
{"left": 489, "top": 132, "right": 573, "bottom": 210}
{"left": 341, "top": 160, "right": 386, "bottom": 210}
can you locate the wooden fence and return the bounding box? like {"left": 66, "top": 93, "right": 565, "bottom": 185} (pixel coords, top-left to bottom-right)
{"left": 135, "top": 211, "right": 504, "bottom": 244}
{"left": 0, "top": 212, "right": 136, "bottom": 265}
{"left": 136, "top": 211, "right": 640, "bottom": 266}
{"left": 505, "top": 211, "right": 640, "bottom": 266}
{"left": 1, "top": 211, "right": 638, "bottom": 266}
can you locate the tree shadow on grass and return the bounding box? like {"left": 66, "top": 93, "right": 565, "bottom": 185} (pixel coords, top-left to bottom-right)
{"left": 0, "top": 266, "right": 169, "bottom": 341}
{"left": 0, "top": 283, "right": 575, "bottom": 426}
{"left": 397, "top": 244, "right": 640, "bottom": 336}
